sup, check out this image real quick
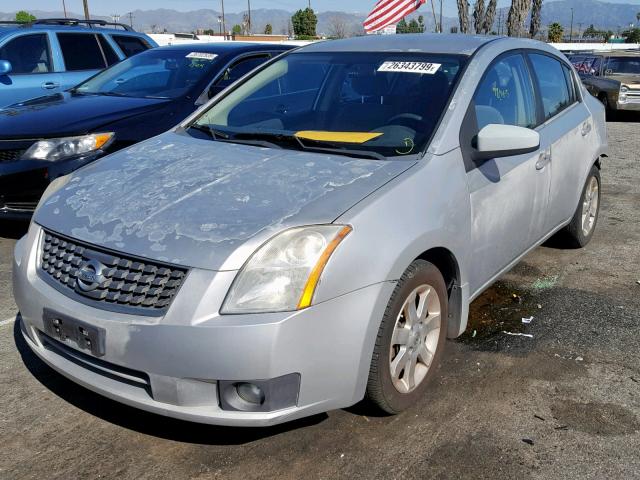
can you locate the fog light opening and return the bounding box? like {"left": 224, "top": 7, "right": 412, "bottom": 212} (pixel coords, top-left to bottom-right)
{"left": 235, "top": 382, "right": 265, "bottom": 405}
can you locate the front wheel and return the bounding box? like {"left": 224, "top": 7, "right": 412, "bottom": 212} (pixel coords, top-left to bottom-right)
{"left": 560, "top": 165, "right": 601, "bottom": 248}
{"left": 365, "top": 260, "right": 447, "bottom": 414}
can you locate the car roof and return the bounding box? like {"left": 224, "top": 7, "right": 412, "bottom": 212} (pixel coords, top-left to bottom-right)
{"left": 157, "top": 42, "right": 292, "bottom": 54}
{"left": 0, "top": 20, "right": 145, "bottom": 39}
{"left": 298, "top": 33, "right": 500, "bottom": 56}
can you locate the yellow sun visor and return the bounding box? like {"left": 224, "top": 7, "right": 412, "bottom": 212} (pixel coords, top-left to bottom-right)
{"left": 295, "top": 131, "right": 383, "bottom": 144}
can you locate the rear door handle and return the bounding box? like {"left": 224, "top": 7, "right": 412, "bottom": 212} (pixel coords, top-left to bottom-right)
{"left": 536, "top": 150, "right": 551, "bottom": 170}
{"left": 41, "top": 81, "right": 60, "bottom": 90}
{"left": 581, "top": 121, "right": 592, "bottom": 136}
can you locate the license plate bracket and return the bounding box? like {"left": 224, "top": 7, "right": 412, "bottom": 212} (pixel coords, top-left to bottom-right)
{"left": 42, "top": 309, "right": 105, "bottom": 357}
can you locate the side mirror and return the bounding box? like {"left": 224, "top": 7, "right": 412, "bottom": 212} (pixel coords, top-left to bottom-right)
{"left": 474, "top": 124, "right": 540, "bottom": 160}
{"left": 0, "top": 60, "right": 12, "bottom": 75}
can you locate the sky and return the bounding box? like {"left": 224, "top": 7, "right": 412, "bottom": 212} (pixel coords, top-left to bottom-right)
{"left": 11, "top": 0, "right": 640, "bottom": 16}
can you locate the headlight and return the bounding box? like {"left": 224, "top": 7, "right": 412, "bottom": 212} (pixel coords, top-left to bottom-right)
{"left": 23, "top": 133, "right": 114, "bottom": 161}
{"left": 620, "top": 85, "right": 629, "bottom": 93}
{"left": 221, "top": 225, "right": 352, "bottom": 314}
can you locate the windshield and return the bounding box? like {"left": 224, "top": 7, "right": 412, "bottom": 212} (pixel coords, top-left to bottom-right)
{"left": 188, "top": 52, "right": 465, "bottom": 158}
{"left": 74, "top": 49, "right": 220, "bottom": 99}
{"left": 606, "top": 57, "right": 640, "bottom": 76}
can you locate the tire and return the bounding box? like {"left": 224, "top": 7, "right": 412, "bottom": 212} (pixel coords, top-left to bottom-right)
{"left": 560, "top": 165, "right": 601, "bottom": 248}
{"left": 365, "top": 260, "right": 448, "bottom": 414}
{"left": 599, "top": 93, "right": 616, "bottom": 121}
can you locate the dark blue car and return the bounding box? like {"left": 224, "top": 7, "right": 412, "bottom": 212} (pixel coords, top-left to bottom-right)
{"left": 0, "top": 42, "right": 293, "bottom": 219}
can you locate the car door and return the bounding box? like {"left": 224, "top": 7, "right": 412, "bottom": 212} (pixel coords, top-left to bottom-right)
{"left": 527, "top": 52, "right": 593, "bottom": 233}
{"left": 0, "top": 32, "right": 62, "bottom": 106}
{"left": 54, "top": 32, "right": 111, "bottom": 91}
{"left": 461, "top": 52, "right": 550, "bottom": 294}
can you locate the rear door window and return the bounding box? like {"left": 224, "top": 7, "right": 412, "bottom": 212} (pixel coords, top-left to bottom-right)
{"left": 528, "top": 53, "right": 572, "bottom": 121}
{"left": 112, "top": 35, "right": 150, "bottom": 57}
{"left": 57, "top": 33, "right": 107, "bottom": 71}
{"left": 0, "top": 33, "right": 51, "bottom": 74}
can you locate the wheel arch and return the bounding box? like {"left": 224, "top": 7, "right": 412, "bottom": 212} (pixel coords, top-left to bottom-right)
{"left": 414, "top": 247, "right": 467, "bottom": 338}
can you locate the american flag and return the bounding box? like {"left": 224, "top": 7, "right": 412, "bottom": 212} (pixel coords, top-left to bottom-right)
{"left": 363, "top": 0, "right": 427, "bottom": 33}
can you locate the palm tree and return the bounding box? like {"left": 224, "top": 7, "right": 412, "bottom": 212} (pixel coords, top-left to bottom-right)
{"left": 507, "top": 0, "right": 532, "bottom": 37}
{"left": 482, "top": 0, "right": 498, "bottom": 33}
{"left": 529, "top": 0, "right": 543, "bottom": 38}
{"left": 457, "top": 0, "right": 470, "bottom": 33}
{"left": 547, "top": 22, "right": 563, "bottom": 42}
{"left": 473, "top": 0, "right": 485, "bottom": 33}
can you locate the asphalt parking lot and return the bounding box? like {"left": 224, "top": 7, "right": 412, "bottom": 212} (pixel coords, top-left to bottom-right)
{"left": 1, "top": 120, "right": 639, "bottom": 480}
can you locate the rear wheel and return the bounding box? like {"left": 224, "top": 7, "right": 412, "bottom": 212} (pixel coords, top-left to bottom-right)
{"left": 599, "top": 93, "right": 616, "bottom": 120}
{"left": 365, "top": 260, "right": 447, "bottom": 414}
{"left": 560, "top": 165, "right": 601, "bottom": 248}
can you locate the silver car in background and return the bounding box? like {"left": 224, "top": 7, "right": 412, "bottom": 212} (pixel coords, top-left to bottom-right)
{"left": 13, "top": 34, "right": 607, "bottom": 426}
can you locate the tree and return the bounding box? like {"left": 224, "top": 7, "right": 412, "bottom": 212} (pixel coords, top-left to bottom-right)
{"left": 408, "top": 18, "right": 421, "bottom": 33}
{"left": 601, "top": 30, "right": 613, "bottom": 42}
{"left": 482, "top": 0, "right": 497, "bottom": 34}
{"left": 15, "top": 10, "right": 36, "bottom": 23}
{"left": 328, "top": 16, "right": 348, "bottom": 38}
{"left": 201, "top": 28, "right": 215, "bottom": 35}
{"left": 418, "top": 15, "right": 425, "bottom": 33}
{"left": 232, "top": 24, "right": 242, "bottom": 35}
{"left": 547, "top": 22, "right": 563, "bottom": 42}
{"left": 622, "top": 27, "right": 640, "bottom": 43}
{"left": 583, "top": 24, "right": 598, "bottom": 38}
{"left": 264, "top": 23, "right": 273, "bottom": 34}
{"left": 529, "top": 0, "right": 543, "bottom": 38}
{"left": 456, "top": 0, "right": 470, "bottom": 33}
{"left": 507, "top": 0, "right": 532, "bottom": 37}
{"left": 473, "top": 0, "right": 485, "bottom": 34}
{"left": 291, "top": 7, "right": 317, "bottom": 38}
{"left": 396, "top": 18, "right": 409, "bottom": 33}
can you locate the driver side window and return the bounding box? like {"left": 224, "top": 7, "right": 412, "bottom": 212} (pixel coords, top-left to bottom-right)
{"left": 473, "top": 54, "right": 537, "bottom": 131}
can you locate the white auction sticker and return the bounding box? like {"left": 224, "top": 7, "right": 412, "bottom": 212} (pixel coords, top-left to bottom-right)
{"left": 186, "top": 52, "right": 218, "bottom": 60}
{"left": 378, "top": 61, "right": 441, "bottom": 74}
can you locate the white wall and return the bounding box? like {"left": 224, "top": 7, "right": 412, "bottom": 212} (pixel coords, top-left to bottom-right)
{"left": 550, "top": 42, "right": 640, "bottom": 51}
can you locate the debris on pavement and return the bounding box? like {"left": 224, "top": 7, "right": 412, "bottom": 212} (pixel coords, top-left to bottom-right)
{"left": 522, "top": 316, "right": 534, "bottom": 324}
{"left": 554, "top": 425, "right": 569, "bottom": 431}
{"left": 522, "top": 438, "right": 535, "bottom": 446}
{"left": 534, "top": 415, "right": 546, "bottom": 421}
{"left": 575, "top": 356, "right": 583, "bottom": 362}
{"left": 502, "top": 331, "right": 533, "bottom": 338}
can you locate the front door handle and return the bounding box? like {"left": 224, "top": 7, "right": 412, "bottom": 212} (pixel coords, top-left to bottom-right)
{"left": 581, "top": 121, "right": 592, "bottom": 136}
{"left": 536, "top": 150, "right": 551, "bottom": 170}
{"left": 41, "top": 81, "right": 60, "bottom": 90}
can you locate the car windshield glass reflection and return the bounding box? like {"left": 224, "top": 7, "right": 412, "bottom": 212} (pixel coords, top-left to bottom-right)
{"left": 188, "top": 52, "right": 466, "bottom": 159}
{"left": 606, "top": 57, "right": 640, "bottom": 75}
{"left": 73, "top": 50, "right": 219, "bottom": 99}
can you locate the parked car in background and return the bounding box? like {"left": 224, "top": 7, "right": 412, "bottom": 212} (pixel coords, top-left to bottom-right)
{"left": 568, "top": 52, "right": 640, "bottom": 113}
{"left": 0, "top": 42, "right": 292, "bottom": 219}
{"left": 14, "top": 34, "right": 607, "bottom": 426}
{"left": 0, "top": 18, "right": 156, "bottom": 107}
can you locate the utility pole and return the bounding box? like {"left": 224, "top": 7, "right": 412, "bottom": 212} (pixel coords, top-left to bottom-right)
{"left": 569, "top": 7, "right": 574, "bottom": 42}
{"left": 62, "top": 0, "right": 68, "bottom": 18}
{"left": 498, "top": 10, "right": 503, "bottom": 36}
{"left": 439, "top": 0, "right": 443, "bottom": 34}
{"left": 221, "top": 0, "right": 226, "bottom": 37}
{"left": 578, "top": 22, "right": 582, "bottom": 42}
{"left": 82, "top": 0, "right": 90, "bottom": 20}
{"left": 430, "top": 0, "right": 438, "bottom": 32}
{"left": 247, "top": 0, "right": 251, "bottom": 34}
{"left": 127, "top": 12, "right": 133, "bottom": 29}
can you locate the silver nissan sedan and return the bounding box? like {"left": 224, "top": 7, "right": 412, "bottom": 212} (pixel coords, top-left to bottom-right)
{"left": 13, "top": 34, "right": 607, "bottom": 426}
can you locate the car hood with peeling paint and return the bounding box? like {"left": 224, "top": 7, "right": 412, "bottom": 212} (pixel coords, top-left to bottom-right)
{"left": 34, "top": 131, "right": 416, "bottom": 270}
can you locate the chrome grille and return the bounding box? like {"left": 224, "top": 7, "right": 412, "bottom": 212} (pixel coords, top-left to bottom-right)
{"left": 39, "top": 230, "right": 188, "bottom": 315}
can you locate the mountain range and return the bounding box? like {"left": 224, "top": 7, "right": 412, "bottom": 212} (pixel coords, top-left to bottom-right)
{"left": 2, "top": 0, "right": 640, "bottom": 37}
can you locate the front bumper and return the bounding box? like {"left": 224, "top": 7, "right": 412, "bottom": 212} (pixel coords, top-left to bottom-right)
{"left": 13, "top": 225, "right": 394, "bottom": 426}
{"left": 0, "top": 150, "right": 103, "bottom": 219}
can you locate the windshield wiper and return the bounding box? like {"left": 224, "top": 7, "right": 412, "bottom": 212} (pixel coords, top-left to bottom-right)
{"left": 234, "top": 132, "right": 386, "bottom": 160}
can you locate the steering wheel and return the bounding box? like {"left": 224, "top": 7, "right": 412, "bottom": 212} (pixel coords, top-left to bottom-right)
{"left": 387, "top": 113, "right": 425, "bottom": 130}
